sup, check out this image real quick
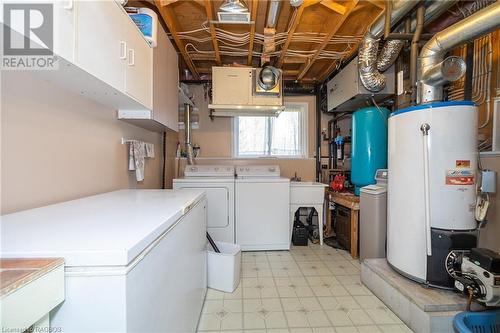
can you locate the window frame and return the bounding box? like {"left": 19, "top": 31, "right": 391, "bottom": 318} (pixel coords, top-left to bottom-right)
{"left": 232, "top": 102, "right": 309, "bottom": 159}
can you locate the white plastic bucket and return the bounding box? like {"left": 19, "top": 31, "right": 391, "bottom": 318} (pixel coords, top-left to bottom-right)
{"left": 207, "top": 241, "right": 241, "bottom": 293}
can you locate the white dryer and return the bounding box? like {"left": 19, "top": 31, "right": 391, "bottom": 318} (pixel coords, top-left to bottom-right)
{"left": 173, "top": 165, "right": 235, "bottom": 243}
{"left": 235, "top": 165, "right": 290, "bottom": 251}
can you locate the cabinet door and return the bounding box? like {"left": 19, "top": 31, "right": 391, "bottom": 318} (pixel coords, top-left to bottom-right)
{"left": 75, "top": 1, "right": 125, "bottom": 91}
{"left": 53, "top": 0, "right": 75, "bottom": 61}
{"left": 124, "top": 20, "right": 153, "bottom": 109}
{"left": 153, "top": 25, "right": 178, "bottom": 129}
{"left": 164, "top": 37, "right": 179, "bottom": 130}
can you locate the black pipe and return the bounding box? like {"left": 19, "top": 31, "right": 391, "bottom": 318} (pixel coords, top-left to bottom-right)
{"left": 464, "top": 42, "right": 474, "bottom": 101}
{"left": 315, "top": 85, "right": 322, "bottom": 182}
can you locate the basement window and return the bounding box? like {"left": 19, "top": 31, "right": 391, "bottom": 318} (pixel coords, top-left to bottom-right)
{"left": 233, "top": 103, "right": 308, "bottom": 158}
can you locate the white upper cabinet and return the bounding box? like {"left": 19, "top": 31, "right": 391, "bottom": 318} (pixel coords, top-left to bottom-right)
{"left": 153, "top": 23, "right": 179, "bottom": 131}
{"left": 53, "top": 1, "right": 76, "bottom": 62}
{"left": 75, "top": 1, "right": 126, "bottom": 92}
{"left": 124, "top": 17, "right": 153, "bottom": 110}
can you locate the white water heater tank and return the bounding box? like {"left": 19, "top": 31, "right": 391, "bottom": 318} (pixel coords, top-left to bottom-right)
{"left": 387, "top": 101, "right": 478, "bottom": 288}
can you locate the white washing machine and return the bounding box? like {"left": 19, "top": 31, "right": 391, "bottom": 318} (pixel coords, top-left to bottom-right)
{"left": 173, "top": 165, "right": 235, "bottom": 243}
{"left": 235, "top": 165, "right": 290, "bottom": 251}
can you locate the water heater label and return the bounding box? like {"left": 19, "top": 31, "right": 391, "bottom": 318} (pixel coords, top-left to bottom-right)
{"left": 445, "top": 169, "right": 475, "bottom": 185}
{"left": 456, "top": 160, "right": 471, "bottom": 168}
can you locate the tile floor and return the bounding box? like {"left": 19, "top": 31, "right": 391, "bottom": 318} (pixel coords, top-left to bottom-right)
{"left": 198, "top": 243, "right": 413, "bottom": 333}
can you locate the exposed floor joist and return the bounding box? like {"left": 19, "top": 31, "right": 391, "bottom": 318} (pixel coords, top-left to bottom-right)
{"left": 247, "top": 0, "right": 259, "bottom": 66}
{"left": 297, "top": 0, "right": 359, "bottom": 80}
{"left": 155, "top": 0, "right": 200, "bottom": 80}
{"left": 204, "top": 0, "right": 222, "bottom": 65}
{"left": 275, "top": 1, "right": 315, "bottom": 68}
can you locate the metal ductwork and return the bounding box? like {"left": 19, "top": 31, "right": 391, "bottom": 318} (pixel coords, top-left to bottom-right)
{"left": 358, "top": 0, "right": 420, "bottom": 92}
{"left": 418, "top": 1, "right": 500, "bottom": 103}
{"left": 266, "top": 0, "right": 282, "bottom": 28}
{"left": 184, "top": 104, "right": 195, "bottom": 165}
{"left": 358, "top": 0, "right": 457, "bottom": 92}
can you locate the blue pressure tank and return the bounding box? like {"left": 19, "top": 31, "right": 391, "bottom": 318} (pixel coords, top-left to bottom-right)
{"left": 351, "top": 106, "right": 390, "bottom": 195}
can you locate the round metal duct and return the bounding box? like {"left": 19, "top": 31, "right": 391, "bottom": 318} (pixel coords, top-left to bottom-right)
{"left": 257, "top": 66, "right": 281, "bottom": 91}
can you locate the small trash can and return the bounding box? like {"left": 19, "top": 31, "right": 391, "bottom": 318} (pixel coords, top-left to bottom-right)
{"left": 207, "top": 241, "right": 241, "bottom": 293}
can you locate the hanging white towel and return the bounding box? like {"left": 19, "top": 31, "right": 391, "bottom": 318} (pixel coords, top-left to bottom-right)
{"left": 131, "top": 141, "right": 146, "bottom": 181}
{"left": 145, "top": 143, "right": 155, "bottom": 158}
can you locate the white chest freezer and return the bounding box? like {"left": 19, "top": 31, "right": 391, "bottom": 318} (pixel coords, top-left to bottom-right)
{"left": 1, "top": 190, "right": 207, "bottom": 332}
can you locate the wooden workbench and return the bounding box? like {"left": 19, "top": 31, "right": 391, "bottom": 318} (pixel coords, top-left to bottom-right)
{"left": 325, "top": 189, "right": 360, "bottom": 259}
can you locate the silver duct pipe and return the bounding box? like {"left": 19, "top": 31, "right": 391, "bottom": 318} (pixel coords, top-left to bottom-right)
{"left": 359, "top": 0, "right": 420, "bottom": 92}
{"left": 376, "top": 0, "right": 458, "bottom": 73}
{"left": 184, "top": 104, "right": 195, "bottom": 165}
{"left": 266, "top": 0, "right": 282, "bottom": 28}
{"left": 359, "top": 0, "right": 456, "bottom": 92}
{"left": 418, "top": 1, "right": 500, "bottom": 103}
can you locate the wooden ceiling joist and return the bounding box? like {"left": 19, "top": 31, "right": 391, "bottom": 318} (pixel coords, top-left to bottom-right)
{"left": 275, "top": 1, "right": 315, "bottom": 68}
{"left": 247, "top": 0, "right": 259, "bottom": 65}
{"left": 297, "top": 0, "right": 359, "bottom": 81}
{"left": 320, "top": 0, "right": 347, "bottom": 15}
{"left": 204, "top": 0, "right": 222, "bottom": 65}
{"left": 155, "top": 0, "right": 200, "bottom": 80}
{"left": 284, "top": 57, "right": 308, "bottom": 64}
{"left": 190, "top": 53, "right": 216, "bottom": 61}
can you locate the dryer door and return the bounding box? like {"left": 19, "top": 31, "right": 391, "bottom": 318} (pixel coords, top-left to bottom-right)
{"left": 173, "top": 183, "right": 234, "bottom": 243}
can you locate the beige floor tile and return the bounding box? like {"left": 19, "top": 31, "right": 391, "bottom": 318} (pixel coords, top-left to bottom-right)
{"left": 347, "top": 309, "right": 374, "bottom": 326}
{"left": 377, "top": 324, "right": 413, "bottom": 333}
{"left": 336, "top": 296, "right": 362, "bottom": 310}
{"left": 344, "top": 284, "right": 372, "bottom": 296}
{"left": 335, "top": 275, "right": 361, "bottom": 286}
{"left": 356, "top": 325, "right": 382, "bottom": 332}
{"left": 306, "top": 276, "right": 341, "bottom": 287}
{"left": 290, "top": 328, "right": 314, "bottom": 333}
{"left": 326, "top": 310, "right": 353, "bottom": 326}
{"left": 278, "top": 285, "right": 315, "bottom": 298}
{"left": 317, "top": 297, "right": 340, "bottom": 311}
{"left": 244, "top": 312, "right": 266, "bottom": 329}
{"left": 244, "top": 298, "right": 283, "bottom": 313}
{"left": 365, "top": 309, "right": 400, "bottom": 325}
{"left": 201, "top": 245, "right": 412, "bottom": 333}
{"left": 197, "top": 313, "right": 221, "bottom": 331}
{"left": 312, "top": 327, "right": 337, "bottom": 333}
{"left": 275, "top": 276, "right": 309, "bottom": 287}
{"left": 206, "top": 288, "right": 225, "bottom": 300}
{"left": 220, "top": 312, "right": 243, "bottom": 330}
{"left": 353, "top": 296, "right": 385, "bottom": 310}
{"left": 334, "top": 326, "right": 358, "bottom": 333}
{"left": 266, "top": 311, "right": 289, "bottom": 328}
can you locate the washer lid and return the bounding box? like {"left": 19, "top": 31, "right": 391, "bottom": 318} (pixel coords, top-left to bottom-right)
{"left": 184, "top": 165, "right": 235, "bottom": 177}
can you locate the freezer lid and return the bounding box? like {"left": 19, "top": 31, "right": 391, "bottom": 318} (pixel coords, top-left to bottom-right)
{"left": 1, "top": 190, "right": 205, "bottom": 268}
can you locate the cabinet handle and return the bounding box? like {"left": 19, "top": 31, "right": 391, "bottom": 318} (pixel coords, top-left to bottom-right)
{"left": 128, "top": 49, "right": 135, "bottom": 66}
{"left": 119, "top": 41, "right": 127, "bottom": 60}
{"left": 64, "top": 0, "right": 73, "bottom": 10}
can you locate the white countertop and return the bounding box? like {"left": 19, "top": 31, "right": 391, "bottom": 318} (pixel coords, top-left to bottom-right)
{"left": 1, "top": 190, "right": 205, "bottom": 267}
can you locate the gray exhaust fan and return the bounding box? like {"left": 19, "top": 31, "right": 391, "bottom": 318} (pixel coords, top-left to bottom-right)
{"left": 218, "top": 0, "right": 250, "bottom": 23}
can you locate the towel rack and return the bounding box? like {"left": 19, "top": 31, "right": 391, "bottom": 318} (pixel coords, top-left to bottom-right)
{"left": 121, "top": 138, "right": 153, "bottom": 145}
